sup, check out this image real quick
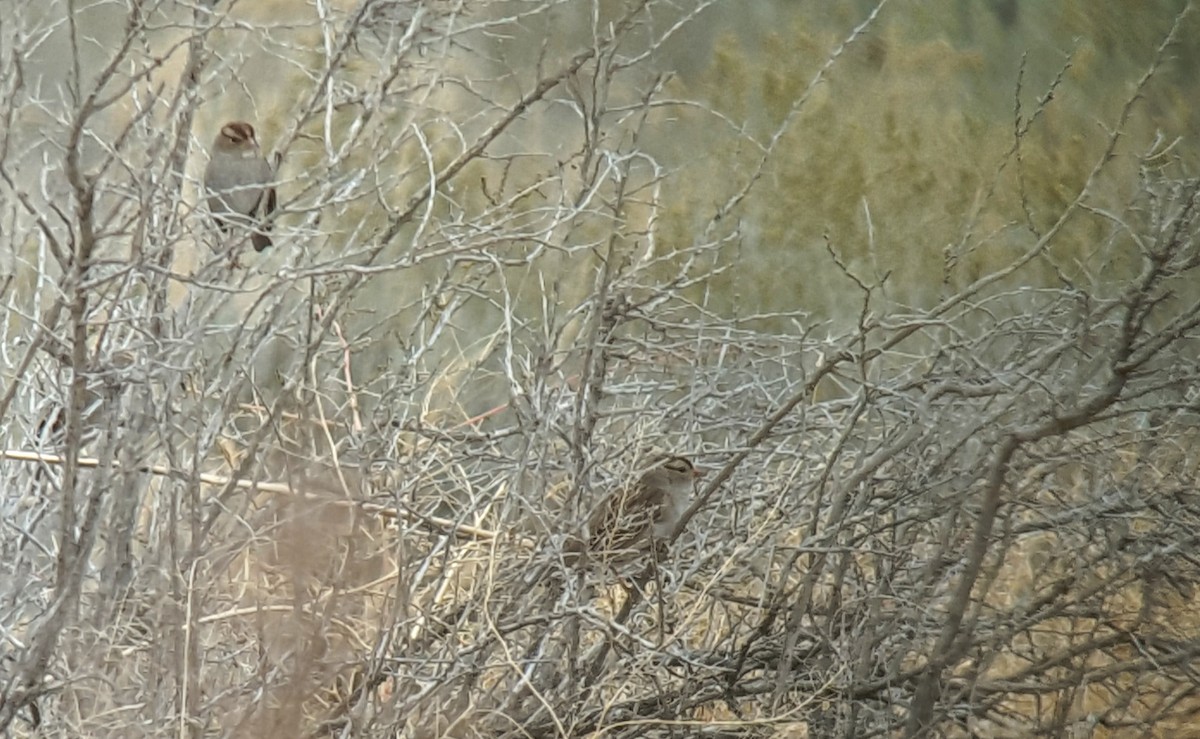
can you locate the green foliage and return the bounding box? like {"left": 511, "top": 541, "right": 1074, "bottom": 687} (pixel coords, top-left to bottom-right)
{"left": 646, "top": 2, "right": 1200, "bottom": 322}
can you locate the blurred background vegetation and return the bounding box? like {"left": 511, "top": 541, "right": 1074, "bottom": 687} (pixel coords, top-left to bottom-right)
{"left": 645, "top": 0, "right": 1200, "bottom": 317}
{"left": 14, "top": 0, "right": 1196, "bottom": 362}
{"left": 255, "top": 0, "right": 1197, "bottom": 417}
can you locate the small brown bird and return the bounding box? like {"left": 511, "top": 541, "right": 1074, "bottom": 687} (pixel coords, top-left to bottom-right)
{"left": 203, "top": 121, "right": 276, "bottom": 252}
{"left": 585, "top": 454, "right": 704, "bottom": 566}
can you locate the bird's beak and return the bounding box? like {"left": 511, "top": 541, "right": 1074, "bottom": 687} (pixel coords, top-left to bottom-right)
{"left": 692, "top": 466, "right": 707, "bottom": 479}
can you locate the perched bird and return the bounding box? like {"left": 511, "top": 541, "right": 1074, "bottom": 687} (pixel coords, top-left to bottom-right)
{"left": 203, "top": 121, "right": 276, "bottom": 252}
{"left": 584, "top": 454, "right": 704, "bottom": 567}
{"left": 517, "top": 455, "right": 704, "bottom": 594}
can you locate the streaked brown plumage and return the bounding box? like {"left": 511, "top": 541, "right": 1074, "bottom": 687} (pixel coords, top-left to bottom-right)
{"left": 584, "top": 455, "right": 703, "bottom": 565}
{"left": 203, "top": 121, "right": 276, "bottom": 252}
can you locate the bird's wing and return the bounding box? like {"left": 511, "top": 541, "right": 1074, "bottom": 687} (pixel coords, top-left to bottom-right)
{"left": 256, "top": 159, "right": 276, "bottom": 216}
{"left": 589, "top": 483, "right": 662, "bottom": 554}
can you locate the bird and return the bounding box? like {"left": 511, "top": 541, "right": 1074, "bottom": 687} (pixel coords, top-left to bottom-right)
{"left": 203, "top": 121, "right": 276, "bottom": 252}
{"left": 582, "top": 454, "right": 704, "bottom": 567}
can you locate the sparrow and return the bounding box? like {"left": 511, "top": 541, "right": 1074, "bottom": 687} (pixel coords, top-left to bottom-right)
{"left": 584, "top": 454, "right": 704, "bottom": 566}
{"left": 203, "top": 121, "right": 276, "bottom": 252}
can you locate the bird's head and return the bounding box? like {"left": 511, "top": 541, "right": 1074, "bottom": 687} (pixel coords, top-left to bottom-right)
{"left": 213, "top": 121, "right": 260, "bottom": 155}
